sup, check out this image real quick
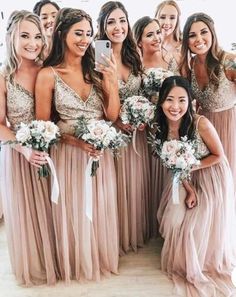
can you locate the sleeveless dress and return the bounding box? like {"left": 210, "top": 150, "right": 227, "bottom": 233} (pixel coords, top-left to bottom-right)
{"left": 0, "top": 158, "right": 3, "bottom": 219}
{"left": 191, "top": 63, "right": 236, "bottom": 184}
{"left": 49, "top": 68, "right": 119, "bottom": 282}
{"left": 116, "top": 73, "right": 151, "bottom": 254}
{"left": 157, "top": 116, "right": 236, "bottom": 297}
{"left": 147, "top": 60, "right": 179, "bottom": 237}
{"left": 0, "top": 77, "right": 58, "bottom": 285}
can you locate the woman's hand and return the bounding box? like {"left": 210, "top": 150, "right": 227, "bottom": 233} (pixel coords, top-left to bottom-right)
{"left": 96, "top": 51, "right": 118, "bottom": 85}
{"left": 20, "top": 146, "right": 48, "bottom": 168}
{"left": 114, "top": 118, "right": 134, "bottom": 134}
{"left": 61, "top": 135, "right": 102, "bottom": 158}
{"left": 185, "top": 189, "right": 197, "bottom": 209}
{"left": 138, "top": 123, "right": 146, "bottom": 131}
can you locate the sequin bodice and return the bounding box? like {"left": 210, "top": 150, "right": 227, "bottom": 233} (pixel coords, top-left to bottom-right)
{"left": 118, "top": 73, "right": 141, "bottom": 102}
{"left": 191, "top": 66, "right": 236, "bottom": 112}
{"left": 6, "top": 79, "right": 34, "bottom": 131}
{"left": 52, "top": 69, "right": 104, "bottom": 135}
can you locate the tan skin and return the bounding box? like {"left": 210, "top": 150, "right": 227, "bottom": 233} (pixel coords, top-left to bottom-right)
{"left": 163, "top": 87, "right": 224, "bottom": 209}
{"left": 35, "top": 20, "right": 120, "bottom": 157}
{"left": 189, "top": 22, "right": 236, "bottom": 92}
{"left": 104, "top": 8, "right": 145, "bottom": 134}
{"left": 0, "top": 20, "right": 48, "bottom": 168}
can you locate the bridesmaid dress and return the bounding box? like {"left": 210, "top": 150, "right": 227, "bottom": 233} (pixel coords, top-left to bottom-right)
{"left": 49, "top": 68, "right": 119, "bottom": 282}
{"left": 0, "top": 77, "right": 58, "bottom": 285}
{"left": 191, "top": 59, "right": 236, "bottom": 184}
{"left": 116, "top": 73, "right": 151, "bottom": 254}
{"left": 157, "top": 116, "right": 236, "bottom": 297}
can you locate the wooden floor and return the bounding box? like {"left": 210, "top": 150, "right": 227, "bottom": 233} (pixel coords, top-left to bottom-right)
{"left": 0, "top": 219, "right": 176, "bottom": 297}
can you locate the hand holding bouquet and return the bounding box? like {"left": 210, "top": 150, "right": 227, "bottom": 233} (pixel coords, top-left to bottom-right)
{"left": 74, "top": 116, "right": 128, "bottom": 176}
{"left": 149, "top": 135, "right": 200, "bottom": 204}
{"left": 151, "top": 136, "right": 200, "bottom": 181}
{"left": 15, "top": 120, "right": 60, "bottom": 177}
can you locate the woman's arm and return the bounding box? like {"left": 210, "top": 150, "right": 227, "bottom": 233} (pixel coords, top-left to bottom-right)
{"left": 35, "top": 67, "right": 55, "bottom": 121}
{"left": 98, "top": 52, "right": 120, "bottom": 122}
{"left": 192, "top": 116, "right": 224, "bottom": 171}
{"left": 0, "top": 74, "right": 47, "bottom": 167}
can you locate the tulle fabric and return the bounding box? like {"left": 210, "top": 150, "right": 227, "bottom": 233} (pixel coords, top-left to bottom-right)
{"left": 199, "top": 106, "right": 236, "bottom": 186}
{"left": 158, "top": 159, "right": 236, "bottom": 297}
{"left": 0, "top": 146, "right": 58, "bottom": 286}
{"left": 115, "top": 130, "right": 151, "bottom": 254}
{"left": 50, "top": 143, "right": 119, "bottom": 282}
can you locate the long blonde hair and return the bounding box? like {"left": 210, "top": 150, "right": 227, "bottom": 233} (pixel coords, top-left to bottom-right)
{"left": 155, "top": 0, "right": 182, "bottom": 43}
{"left": 4, "top": 10, "right": 46, "bottom": 79}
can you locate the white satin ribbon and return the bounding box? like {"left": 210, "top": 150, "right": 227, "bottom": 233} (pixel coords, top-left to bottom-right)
{"left": 85, "top": 156, "right": 94, "bottom": 221}
{"left": 45, "top": 156, "right": 59, "bottom": 204}
{"left": 172, "top": 175, "right": 180, "bottom": 204}
{"left": 132, "top": 128, "right": 141, "bottom": 157}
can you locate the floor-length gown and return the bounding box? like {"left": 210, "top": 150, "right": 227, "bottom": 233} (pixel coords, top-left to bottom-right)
{"left": 49, "top": 69, "right": 119, "bottom": 282}
{"left": 191, "top": 60, "right": 236, "bottom": 185}
{"left": 0, "top": 78, "right": 58, "bottom": 285}
{"left": 157, "top": 116, "right": 236, "bottom": 297}
{"left": 116, "top": 73, "right": 151, "bottom": 254}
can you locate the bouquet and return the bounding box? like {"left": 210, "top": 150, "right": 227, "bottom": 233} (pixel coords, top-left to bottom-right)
{"left": 74, "top": 116, "right": 129, "bottom": 176}
{"left": 14, "top": 120, "right": 60, "bottom": 177}
{"left": 120, "top": 95, "right": 156, "bottom": 128}
{"left": 142, "top": 68, "right": 173, "bottom": 102}
{"left": 149, "top": 135, "right": 200, "bottom": 181}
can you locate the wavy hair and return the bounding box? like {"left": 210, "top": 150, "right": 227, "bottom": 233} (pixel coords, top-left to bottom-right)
{"left": 4, "top": 10, "right": 46, "bottom": 79}
{"left": 155, "top": 75, "right": 195, "bottom": 143}
{"left": 179, "top": 12, "right": 224, "bottom": 86}
{"left": 96, "top": 1, "right": 142, "bottom": 76}
{"left": 132, "top": 16, "right": 161, "bottom": 55}
{"left": 44, "top": 8, "right": 102, "bottom": 94}
{"left": 155, "top": 0, "right": 182, "bottom": 43}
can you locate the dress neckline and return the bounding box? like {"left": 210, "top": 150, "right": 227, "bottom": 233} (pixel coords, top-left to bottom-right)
{"left": 53, "top": 69, "right": 93, "bottom": 104}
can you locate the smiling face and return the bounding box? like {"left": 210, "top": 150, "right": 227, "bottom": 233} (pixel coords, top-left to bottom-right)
{"left": 157, "top": 4, "right": 178, "bottom": 38}
{"left": 14, "top": 19, "right": 43, "bottom": 61}
{"left": 139, "top": 20, "right": 162, "bottom": 54}
{"left": 188, "top": 21, "right": 212, "bottom": 55}
{"left": 65, "top": 19, "right": 92, "bottom": 58}
{"left": 39, "top": 3, "right": 59, "bottom": 37}
{"left": 105, "top": 8, "right": 128, "bottom": 44}
{"left": 162, "top": 86, "right": 189, "bottom": 124}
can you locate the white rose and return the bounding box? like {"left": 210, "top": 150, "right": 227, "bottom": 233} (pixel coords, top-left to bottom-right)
{"left": 43, "top": 121, "right": 59, "bottom": 143}
{"left": 16, "top": 124, "right": 31, "bottom": 143}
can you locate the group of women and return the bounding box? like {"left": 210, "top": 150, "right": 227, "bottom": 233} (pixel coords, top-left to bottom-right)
{"left": 0, "top": 0, "right": 236, "bottom": 296}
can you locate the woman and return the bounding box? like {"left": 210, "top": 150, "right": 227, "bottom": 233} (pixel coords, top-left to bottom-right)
{"left": 33, "top": 0, "right": 60, "bottom": 58}
{"left": 154, "top": 0, "right": 182, "bottom": 63}
{"left": 35, "top": 8, "right": 120, "bottom": 282}
{"left": 180, "top": 12, "right": 236, "bottom": 184}
{"left": 155, "top": 76, "right": 236, "bottom": 297}
{"left": 133, "top": 16, "right": 179, "bottom": 237}
{"left": 0, "top": 10, "right": 57, "bottom": 286}
{"left": 96, "top": 1, "right": 151, "bottom": 254}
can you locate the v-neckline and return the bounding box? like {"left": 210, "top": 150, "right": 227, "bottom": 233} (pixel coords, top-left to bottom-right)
{"left": 55, "top": 72, "right": 93, "bottom": 103}
{"left": 10, "top": 80, "right": 34, "bottom": 97}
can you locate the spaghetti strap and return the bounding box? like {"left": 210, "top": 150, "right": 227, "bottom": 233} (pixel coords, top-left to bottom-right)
{"left": 50, "top": 66, "right": 58, "bottom": 77}
{"left": 196, "top": 115, "right": 204, "bottom": 131}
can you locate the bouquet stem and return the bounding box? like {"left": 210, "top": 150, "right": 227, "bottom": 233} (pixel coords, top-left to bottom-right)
{"left": 38, "top": 164, "right": 50, "bottom": 178}
{"left": 91, "top": 160, "right": 99, "bottom": 177}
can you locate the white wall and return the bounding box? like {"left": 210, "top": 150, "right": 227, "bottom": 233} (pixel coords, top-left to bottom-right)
{"left": 0, "top": 0, "right": 235, "bottom": 64}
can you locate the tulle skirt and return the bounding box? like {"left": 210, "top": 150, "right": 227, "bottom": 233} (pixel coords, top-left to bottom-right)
{"left": 50, "top": 143, "right": 119, "bottom": 282}
{"left": 158, "top": 158, "right": 236, "bottom": 297}
{"left": 199, "top": 106, "right": 236, "bottom": 185}
{"left": 115, "top": 130, "right": 151, "bottom": 254}
{"left": 0, "top": 146, "right": 58, "bottom": 286}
